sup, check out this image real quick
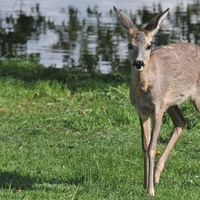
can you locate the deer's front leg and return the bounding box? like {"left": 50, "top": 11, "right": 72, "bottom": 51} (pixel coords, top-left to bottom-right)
{"left": 148, "top": 111, "right": 163, "bottom": 196}
{"left": 139, "top": 116, "right": 151, "bottom": 190}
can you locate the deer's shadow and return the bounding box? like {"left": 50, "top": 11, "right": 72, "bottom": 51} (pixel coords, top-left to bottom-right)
{"left": 0, "top": 171, "right": 37, "bottom": 190}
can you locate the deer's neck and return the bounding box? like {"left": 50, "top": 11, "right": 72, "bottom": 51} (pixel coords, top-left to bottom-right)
{"left": 130, "top": 66, "right": 155, "bottom": 116}
{"left": 131, "top": 68, "right": 149, "bottom": 93}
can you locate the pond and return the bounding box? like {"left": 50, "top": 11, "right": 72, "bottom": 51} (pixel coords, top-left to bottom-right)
{"left": 0, "top": 0, "right": 199, "bottom": 73}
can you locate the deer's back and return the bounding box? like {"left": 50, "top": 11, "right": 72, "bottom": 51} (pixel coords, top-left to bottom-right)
{"left": 149, "top": 43, "right": 200, "bottom": 107}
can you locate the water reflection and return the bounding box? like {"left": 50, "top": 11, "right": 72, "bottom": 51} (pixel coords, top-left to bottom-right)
{"left": 0, "top": 1, "right": 200, "bottom": 73}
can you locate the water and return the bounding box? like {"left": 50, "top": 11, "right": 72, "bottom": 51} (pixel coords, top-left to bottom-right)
{"left": 0, "top": 0, "right": 198, "bottom": 73}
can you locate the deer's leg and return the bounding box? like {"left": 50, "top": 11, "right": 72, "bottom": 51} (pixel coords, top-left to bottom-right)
{"left": 154, "top": 106, "right": 186, "bottom": 185}
{"left": 148, "top": 111, "right": 164, "bottom": 196}
{"left": 139, "top": 116, "right": 151, "bottom": 189}
{"left": 191, "top": 94, "right": 200, "bottom": 112}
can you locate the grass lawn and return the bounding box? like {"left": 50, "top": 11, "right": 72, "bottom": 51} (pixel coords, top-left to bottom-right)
{"left": 0, "top": 60, "right": 200, "bottom": 199}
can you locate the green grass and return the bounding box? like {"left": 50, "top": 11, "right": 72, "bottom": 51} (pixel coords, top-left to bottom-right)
{"left": 0, "top": 60, "right": 200, "bottom": 199}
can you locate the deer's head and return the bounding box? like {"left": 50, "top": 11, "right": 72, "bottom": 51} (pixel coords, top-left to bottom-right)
{"left": 113, "top": 7, "right": 169, "bottom": 71}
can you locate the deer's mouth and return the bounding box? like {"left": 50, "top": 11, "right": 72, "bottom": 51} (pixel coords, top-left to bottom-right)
{"left": 134, "top": 66, "right": 144, "bottom": 71}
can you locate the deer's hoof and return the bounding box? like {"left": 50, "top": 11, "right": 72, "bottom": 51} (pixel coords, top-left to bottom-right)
{"left": 154, "top": 182, "right": 158, "bottom": 187}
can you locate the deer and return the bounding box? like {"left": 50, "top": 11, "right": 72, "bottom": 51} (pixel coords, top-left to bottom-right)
{"left": 113, "top": 6, "right": 200, "bottom": 196}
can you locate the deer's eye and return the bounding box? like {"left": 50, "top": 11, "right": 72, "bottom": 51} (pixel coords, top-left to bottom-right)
{"left": 146, "top": 44, "right": 152, "bottom": 50}
{"left": 128, "top": 43, "right": 133, "bottom": 50}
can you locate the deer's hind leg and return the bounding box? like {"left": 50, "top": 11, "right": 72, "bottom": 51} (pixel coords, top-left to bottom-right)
{"left": 191, "top": 92, "right": 200, "bottom": 112}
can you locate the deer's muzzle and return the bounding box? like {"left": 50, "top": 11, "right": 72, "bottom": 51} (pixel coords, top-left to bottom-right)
{"left": 133, "top": 60, "right": 145, "bottom": 71}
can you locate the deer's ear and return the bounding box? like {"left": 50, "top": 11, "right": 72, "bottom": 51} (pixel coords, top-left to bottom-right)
{"left": 143, "top": 8, "right": 169, "bottom": 36}
{"left": 113, "top": 6, "right": 137, "bottom": 33}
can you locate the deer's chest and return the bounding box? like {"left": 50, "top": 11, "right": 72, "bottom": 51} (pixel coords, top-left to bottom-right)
{"left": 130, "top": 86, "right": 155, "bottom": 116}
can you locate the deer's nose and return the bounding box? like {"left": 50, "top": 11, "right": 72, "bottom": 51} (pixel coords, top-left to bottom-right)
{"left": 133, "top": 60, "right": 145, "bottom": 70}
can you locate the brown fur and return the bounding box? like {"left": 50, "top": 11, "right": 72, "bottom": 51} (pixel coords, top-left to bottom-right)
{"left": 114, "top": 6, "right": 200, "bottom": 196}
